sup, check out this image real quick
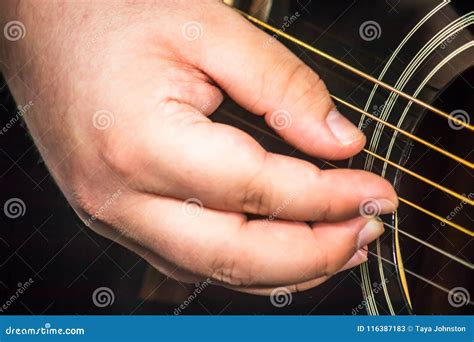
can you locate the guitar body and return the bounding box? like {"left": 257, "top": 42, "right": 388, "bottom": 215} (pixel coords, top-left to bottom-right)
{"left": 221, "top": 0, "right": 473, "bottom": 315}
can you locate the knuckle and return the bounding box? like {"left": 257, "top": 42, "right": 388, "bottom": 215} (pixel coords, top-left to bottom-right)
{"left": 307, "top": 168, "right": 331, "bottom": 221}
{"left": 284, "top": 62, "right": 331, "bottom": 112}
{"left": 319, "top": 245, "right": 337, "bottom": 277}
{"left": 98, "top": 130, "right": 138, "bottom": 181}
{"left": 286, "top": 61, "right": 317, "bottom": 86}
{"left": 241, "top": 183, "right": 268, "bottom": 215}
{"left": 209, "top": 228, "right": 254, "bottom": 287}
{"left": 315, "top": 201, "right": 331, "bottom": 222}
{"left": 311, "top": 239, "right": 334, "bottom": 277}
{"left": 240, "top": 154, "right": 272, "bottom": 215}
{"left": 210, "top": 254, "right": 252, "bottom": 287}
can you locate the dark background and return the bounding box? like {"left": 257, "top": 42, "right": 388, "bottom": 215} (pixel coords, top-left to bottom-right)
{"left": 1, "top": 0, "right": 472, "bottom": 315}
{"left": 0, "top": 71, "right": 367, "bottom": 314}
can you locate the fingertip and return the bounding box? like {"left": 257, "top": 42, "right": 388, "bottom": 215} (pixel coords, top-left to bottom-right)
{"left": 326, "top": 109, "right": 365, "bottom": 147}
{"left": 374, "top": 177, "right": 399, "bottom": 212}
{"left": 339, "top": 248, "right": 368, "bottom": 272}
{"left": 357, "top": 218, "right": 385, "bottom": 249}
{"left": 305, "top": 108, "right": 367, "bottom": 160}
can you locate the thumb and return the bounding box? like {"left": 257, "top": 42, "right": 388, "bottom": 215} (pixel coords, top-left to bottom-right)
{"left": 189, "top": 4, "right": 365, "bottom": 160}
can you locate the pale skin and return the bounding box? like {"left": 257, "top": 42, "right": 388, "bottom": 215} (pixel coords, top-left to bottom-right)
{"left": 0, "top": 1, "right": 398, "bottom": 295}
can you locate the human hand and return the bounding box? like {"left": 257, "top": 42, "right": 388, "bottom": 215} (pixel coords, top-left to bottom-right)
{"left": 0, "top": 0, "right": 397, "bottom": 294}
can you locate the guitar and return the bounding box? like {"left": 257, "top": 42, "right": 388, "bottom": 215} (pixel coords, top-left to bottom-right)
{"left": 211, "top": 0, "right": 472, "bottom": 315}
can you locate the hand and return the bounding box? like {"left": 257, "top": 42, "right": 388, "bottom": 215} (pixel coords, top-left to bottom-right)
{"left": 1, "top": 0, "right": 397, "bottom": 294}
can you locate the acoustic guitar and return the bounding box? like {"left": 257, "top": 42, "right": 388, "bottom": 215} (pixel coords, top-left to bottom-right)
{"left": 210, "top": 0, "right": 472, "bottom": 315}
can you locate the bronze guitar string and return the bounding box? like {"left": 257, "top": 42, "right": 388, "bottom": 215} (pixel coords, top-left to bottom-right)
{"left": 218, "top": 109, "right": 473, "bottom": 237}
{"left": 234, "top": 8, "right": 473, "bottom": 131}
{"left": 219, "top": 108, "right": 473, "bottom": 305}
{"left": 363, "top": 247, "right": 474, "bottom": 306}
{"left": 230, "top": 11, "right": 473, "bottom": 231}
{"left": 382, "top": 221, "right": 473, "bottom": 270}
{"left": 224, "top": 9, "right": 472, "bottom": 303}
{"left": 331, "top": 95, "right": 473, "bottom": 170}
{"left": 234, "top": 10, "right": 473, "bottom": 170}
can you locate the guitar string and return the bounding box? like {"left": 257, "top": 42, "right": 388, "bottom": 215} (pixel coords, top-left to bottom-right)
{"left": 229, "top": 11, "right": 473, "bottom": 202}
{"left": 382, "top": 221, "right": 473, "bottom": 269}
{"left": 219, "top": 107, "right": 474, "bottom": 297}
{"left": 362, "top": 247, "right": 474, "bottom": 306}
{"left": 246, "top": 5, "right": 474, "bottom": 312}
{"left": 371, "top": 21, "right": 473, "bottom": 178}
{"left": 332, "top": 95, "right": 473, "bottom": 170}
{"left": 218, "top": 109, "right": 473, "bottom": 237}
{"left": 234, "top": 8, "right": 473, "bottom": 131}
{"left": 360, "top": 0, "right": 451, "bottom": 130}
{"left": 234, "top": 10, "right": 472, "bottom": 169}
{"left": 362, "top": 148, "right": 470, "bottom": 205}
{"left": 397, "top": 197, "right": 472, "bottom": 237}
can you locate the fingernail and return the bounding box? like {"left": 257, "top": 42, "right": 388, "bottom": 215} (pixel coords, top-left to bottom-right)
{"left": 377, "top": 198, "right": 398, "bottom": 214}
{"left": 326, "top": 109, "right": 363, "bottom": 145}
{"left": 357, "top": 219, "right": 385, "bottom": 249}
{"left": 360, "top": 198, "right": 398, "bottom": 217}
